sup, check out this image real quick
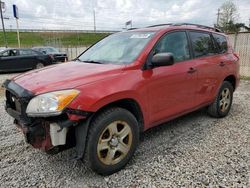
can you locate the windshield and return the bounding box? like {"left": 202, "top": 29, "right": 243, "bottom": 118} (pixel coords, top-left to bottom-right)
{"left": 78, "top": 31, "right": 155, "bottom": 65}
{"left": 44, "top": 47, "right": 59, "bottom": 53}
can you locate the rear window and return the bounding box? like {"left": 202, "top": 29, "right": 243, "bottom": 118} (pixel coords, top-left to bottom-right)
{"left": 189, "top": 32, "right": 216, "bottom": 58}
{"left": 212, "top": 34, "right": 228, "bottom": 53}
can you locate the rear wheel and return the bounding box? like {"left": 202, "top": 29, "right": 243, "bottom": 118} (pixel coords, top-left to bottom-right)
{"left": 207, "top": 81, "right": 234, "bottom": 118}
{"left": 85, "top": 107, "right": 139, "bottom": 175}
{"left": 36, "top": 63, "right": 44, "bottom": 69}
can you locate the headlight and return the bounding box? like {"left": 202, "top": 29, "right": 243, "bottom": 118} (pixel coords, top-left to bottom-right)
{"left": 26, "top": 89, "right": 80, "bottom": 117}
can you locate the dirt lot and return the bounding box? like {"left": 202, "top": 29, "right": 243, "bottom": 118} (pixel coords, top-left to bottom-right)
{"left": 0, "top": 73, "right": 249, "bottom": 187}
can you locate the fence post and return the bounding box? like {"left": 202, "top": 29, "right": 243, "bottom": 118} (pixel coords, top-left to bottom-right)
{"left": 233, "top": 33, "right": 238, "bottom": 51}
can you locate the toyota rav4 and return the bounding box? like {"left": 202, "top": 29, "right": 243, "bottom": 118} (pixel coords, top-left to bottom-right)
{"left": 3, "top": 23, "right": 240, "bottom": 175}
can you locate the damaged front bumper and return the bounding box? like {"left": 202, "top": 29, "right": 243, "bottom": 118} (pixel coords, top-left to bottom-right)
{"left": 3, "top": 80, "right": 91, "bottom": 156}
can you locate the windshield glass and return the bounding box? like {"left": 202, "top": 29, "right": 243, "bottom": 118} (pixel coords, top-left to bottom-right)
{"left": 45, "top": 47, "right": 59, "bottom": 53}
{"left": 78, "top": 31, "right": 155, "bottom": 65}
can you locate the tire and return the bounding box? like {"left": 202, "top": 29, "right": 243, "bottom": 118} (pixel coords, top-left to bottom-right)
{"left": 84, "top": 107, "right": 139, "bottom": 175}
{"left": 36, "top": 63, "right": 44, "bottom": 69}
{"left": 207, "top": 81, "right": 234, "bottom": 118}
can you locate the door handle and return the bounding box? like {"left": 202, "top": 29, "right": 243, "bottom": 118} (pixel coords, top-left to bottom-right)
{"left": 187, "top": 67, "right": 197, "bottom": 74}
{"left": 219, "top": 62, "right": 225, "bottom": 67}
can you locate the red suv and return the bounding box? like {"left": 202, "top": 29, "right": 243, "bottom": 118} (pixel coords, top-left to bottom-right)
{"left": 3, "top": 23, "right": 240, "bottom": 175}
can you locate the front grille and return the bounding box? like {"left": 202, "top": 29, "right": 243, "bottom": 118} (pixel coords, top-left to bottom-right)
{"left": 6, "top": 90, "right": 25, "bottom": 113}
{"left": 54, "top": 54, "right": 66, "bottom": 57}
{"left": 5, "top": 89, "right": 31, "bottom": 124}
{"left": 3, "top": 80, "right": 34, "bottom": 125}
{"left": 6, "top": 90, "right": 17, "bottom": 111}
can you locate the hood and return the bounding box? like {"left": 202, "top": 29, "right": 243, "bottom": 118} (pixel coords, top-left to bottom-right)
{"left": 13, "top": 61, "right": 123, "bottom": 95}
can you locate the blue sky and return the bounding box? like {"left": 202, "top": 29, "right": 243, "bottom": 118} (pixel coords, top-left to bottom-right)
{"left": 1, "top": 0, "right": 250, "bottom": 31}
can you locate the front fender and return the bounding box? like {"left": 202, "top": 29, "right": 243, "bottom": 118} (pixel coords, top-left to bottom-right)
{"left": 70, "top": 90, "right": 146, "bottom": 114}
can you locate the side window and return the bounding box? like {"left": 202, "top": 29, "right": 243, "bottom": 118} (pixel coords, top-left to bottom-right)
{"left": 19, "top": 49, "right": 33, "bottom": 56}
{"left": 31, "top": 50, "right": 40, "bottom": 55}
{"left": 1, "top": 50, "right": 10, "bottom": 57}
{"left": 154, "top": 31, "right": 191, "bottom": 62}
{"left": 189, "top": 32, "right": 216, "bottom": 58}
{"left": 212, "top": 34, "right": 228, "bottom": 53}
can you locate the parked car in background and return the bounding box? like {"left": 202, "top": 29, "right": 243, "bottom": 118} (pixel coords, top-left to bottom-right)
{"left": 0, "top": 48, "right": 54, "bottom": 72}
{"left": 32, "top": 46, "right": 68, "bottom": 62}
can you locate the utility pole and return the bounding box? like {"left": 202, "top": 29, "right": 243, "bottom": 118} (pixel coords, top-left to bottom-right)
{"left": 0, "top": 0, "right": 8, "bottom": 47}
{"left": 216, "top": 8, "right": 220, "bottom": 26}
{"left": 93, "top": 9, "right": 96, "bottom": 32}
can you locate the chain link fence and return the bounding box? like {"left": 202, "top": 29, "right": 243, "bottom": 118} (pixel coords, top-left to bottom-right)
{"left": 59, "top": 46, "right": 87, "bottom": 60}
{"left": 228, "top": 32, "right": 250, "bottom": 77}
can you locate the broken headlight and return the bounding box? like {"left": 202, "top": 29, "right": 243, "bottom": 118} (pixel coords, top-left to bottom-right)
{"left": 26, "top": 89, "right": 80, "bottom": 117}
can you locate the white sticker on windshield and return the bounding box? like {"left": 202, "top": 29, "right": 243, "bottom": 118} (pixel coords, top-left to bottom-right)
{"left": 130, "top": 34, "right": 151, "bottom": 39}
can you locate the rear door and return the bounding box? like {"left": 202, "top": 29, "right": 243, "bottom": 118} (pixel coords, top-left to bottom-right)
{"left": 18, "top": 49, "right": 38, "bottom": 69}
{"left": 212, "top": 33, "right": 232, "bottom": 74}
{"left": 145, "top": 31, "right": 198, "bottom": 125}
{"left": 188, "top": 31, "right": 223, "bottom": 105}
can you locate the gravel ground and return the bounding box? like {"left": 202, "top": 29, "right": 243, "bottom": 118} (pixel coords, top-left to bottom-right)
{"left": 0, "top": 73, "right": 249, "bottom": 187}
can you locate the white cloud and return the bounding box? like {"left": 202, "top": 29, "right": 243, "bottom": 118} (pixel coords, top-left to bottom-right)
{"left": 1, "top": 0, "right": 250, "bottom": 31}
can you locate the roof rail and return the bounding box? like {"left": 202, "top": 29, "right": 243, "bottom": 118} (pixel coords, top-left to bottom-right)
{"left": 127, "top": 27, "right": 138, "bottom": 30}
{"left": 147, "top": 23, "right": 222, "bottom": 32}
{"left": 147, "top": 23, "right": 173, "bottom": 28}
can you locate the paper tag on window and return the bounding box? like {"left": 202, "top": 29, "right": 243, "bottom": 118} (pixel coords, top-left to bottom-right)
{"left": 130, "top": 34, "right": 151, "bottom": 39}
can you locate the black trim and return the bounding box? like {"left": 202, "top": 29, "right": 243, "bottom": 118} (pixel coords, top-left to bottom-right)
{"left": 65, "top": 108, "right": 91, "bottom": 117}
{"left": 186, "top": 30, "right": 194, "bottom": 59}
{"left": 74, "top": 115, "right": 93, "bottom": 159}
{"left": 2, "top": 79, "right": 34, "bottom": 99}
{"left": 147, "top": 23, "right": 222, "bottom": 33}
{"left": 3, "top": 80, "right": 33, "bottom": 125}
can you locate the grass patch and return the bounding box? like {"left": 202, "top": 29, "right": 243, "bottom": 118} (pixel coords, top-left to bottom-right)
{"left": 240, "top": 76, "right": 250, "bottom": 80}
{"left": 0, "top": 31, "right": 111, "bottom": 47}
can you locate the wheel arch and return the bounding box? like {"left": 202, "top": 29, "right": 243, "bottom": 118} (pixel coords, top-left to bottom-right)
{"left": 90, "top": 98, "right": 145, "bottom": 132}
{"left": 223, "top": 75, "right": 236, "bottom": 91}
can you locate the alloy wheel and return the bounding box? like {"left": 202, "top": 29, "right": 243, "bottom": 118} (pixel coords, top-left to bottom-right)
{"left": 219, "top": 88, "right": 231, "bottom": 112}
{"left": 97, "top": 120, "right": 132, "bottom": 165}
{"left": 36, "top": 63, "right": 44, "bottom": 69}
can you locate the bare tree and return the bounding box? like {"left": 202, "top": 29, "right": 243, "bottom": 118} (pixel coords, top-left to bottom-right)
{"left": 218, "top": 0, "right": 239, "bottom": 32}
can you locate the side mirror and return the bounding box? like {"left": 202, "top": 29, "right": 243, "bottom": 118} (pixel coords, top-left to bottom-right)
{"left": 42, "top": 51, "right": 47, "bottom": 54}
{"left": 151, "top": 53, "right": 174, "bottom": 67}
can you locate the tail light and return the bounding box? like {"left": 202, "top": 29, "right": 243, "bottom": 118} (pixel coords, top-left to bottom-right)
{"left": 48, "top": 54, "right": 54, "bottom": 60}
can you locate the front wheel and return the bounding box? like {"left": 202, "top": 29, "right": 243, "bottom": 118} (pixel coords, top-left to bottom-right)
{"left": 85, "top": 108, "right": 139, "bottom": 175}
{"left": 207, "top": 81, "right": 234, "bottom": 118}
{"left": 36, "top": 62, "right": 44, "bottom": 69}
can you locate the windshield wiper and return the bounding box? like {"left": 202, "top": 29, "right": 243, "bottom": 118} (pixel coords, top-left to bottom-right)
{"left": 83, "top": 60, "right": 103, "bottom": 64}
{"left": 75, "top": 58, "right": 83, "bottom": 62}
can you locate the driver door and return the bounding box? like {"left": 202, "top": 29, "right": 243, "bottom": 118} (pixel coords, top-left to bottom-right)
{"left": 145, "top": 31, "right": 198, "bottom": 125}
{"left": 0, "top": 49, "right": 19, "bottom": 71}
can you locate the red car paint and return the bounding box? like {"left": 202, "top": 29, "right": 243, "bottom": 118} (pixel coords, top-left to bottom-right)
{"left": 12, "top": 26, "right": 240, "bottom": 132}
